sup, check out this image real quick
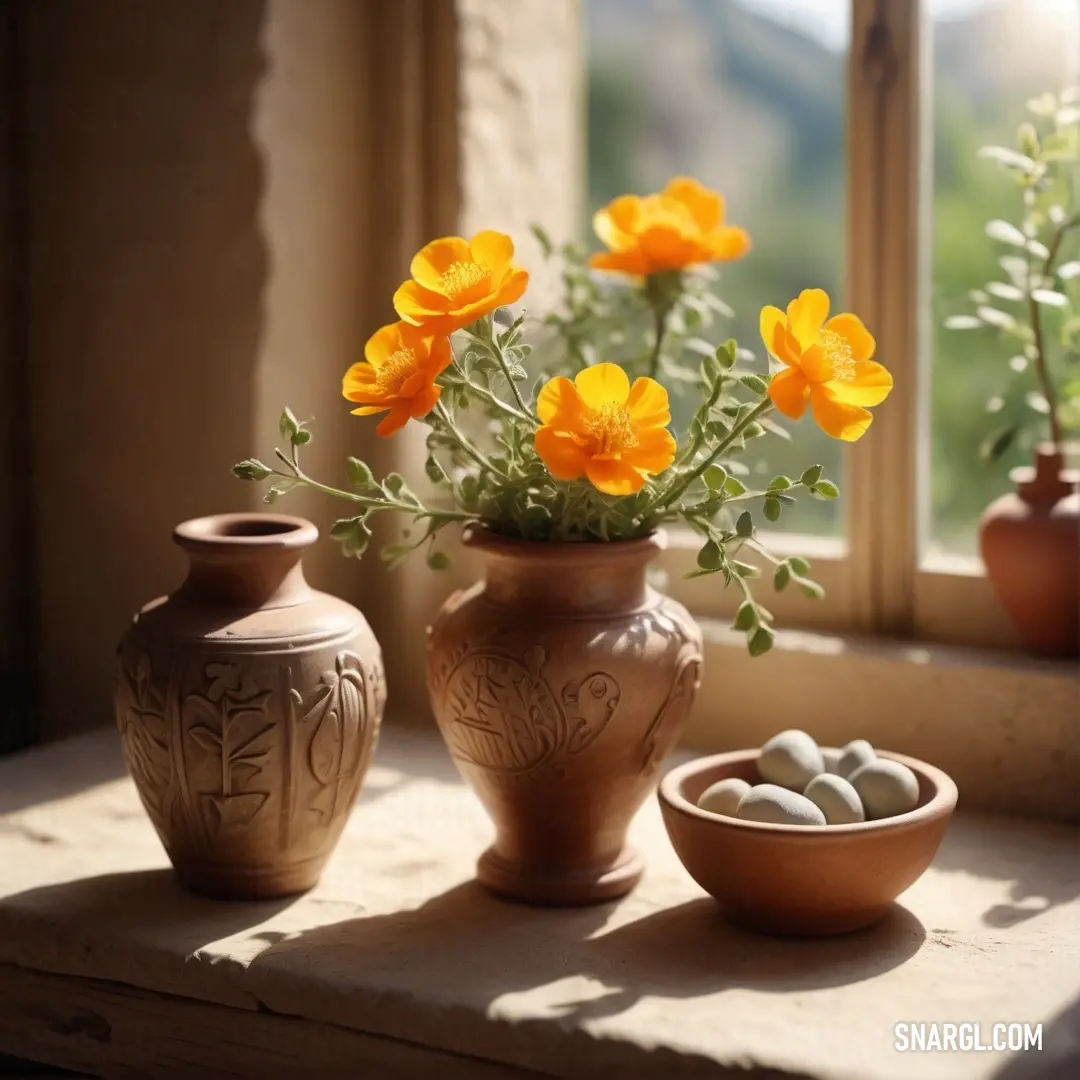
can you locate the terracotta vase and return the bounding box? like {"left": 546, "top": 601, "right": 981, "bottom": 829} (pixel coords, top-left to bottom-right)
{"left": 425, "top": 526, "right": 703, "bottom": 906}
{"left": 979, "top": 445, "right": 1079, "bottom": 657}
{"left": 114, "top": 513, "right": 386, "bottom": 899}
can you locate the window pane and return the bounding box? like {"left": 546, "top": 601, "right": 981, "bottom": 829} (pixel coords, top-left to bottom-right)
{"left": 927, "top": 0, "right": 1080, "bottom": 555}
{"left": 584, "top": 0, "right": 850, "bottom": 536}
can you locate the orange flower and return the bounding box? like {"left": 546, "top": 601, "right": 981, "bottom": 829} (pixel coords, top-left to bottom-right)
{"left": 760, "top": 289, "right": 892, "bottom": 442}
{"left": 392, "top": 230, "right": 529, "bottom": 335}
{"left": 535, "top": 363, "right": 677, "bottom": 496}
{"left": 589, "top": 177, "right": 750, "bottom": 277}
{"left": 343, "top": 321, "right": 452, "bottom": 437}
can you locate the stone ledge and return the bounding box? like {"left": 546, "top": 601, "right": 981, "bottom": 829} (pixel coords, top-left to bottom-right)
{"left": 684, "top": 621, "right": 1080, "bottom": 821}
{"left": 1, "top": 726, "right": 1078, "bottom": 1079}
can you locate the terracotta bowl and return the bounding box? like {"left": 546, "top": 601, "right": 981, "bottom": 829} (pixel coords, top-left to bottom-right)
{"left": 658, "top": 749, "right": 958, "bottom": 936}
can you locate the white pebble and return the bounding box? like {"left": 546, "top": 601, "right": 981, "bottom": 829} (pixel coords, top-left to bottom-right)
{"left": 697, "top": 777, "right": 751, "bottom": 817}
{"left": 849, "top": 760, "right": 920, "bottom": 819}
{"left": 821, "top": 747, "right": 843, "bottom": 774}
{"left": 736, "top": 783, "right": 827, "bottom": 826}
{"left": 837, "top": 738, "right": 876, "bottom": 778}
{"left": 804, "top": 774, "right": 865, "bottom": 825}
{"left": 757, "top": 729, "right": 825, "bottom": 790}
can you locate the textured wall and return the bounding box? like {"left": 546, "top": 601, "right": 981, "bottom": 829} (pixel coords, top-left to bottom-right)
{"left": 458, "top": 0, "right": 583, "bottom": 307}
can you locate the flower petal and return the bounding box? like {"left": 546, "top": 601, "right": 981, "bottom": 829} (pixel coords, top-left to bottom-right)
{"left": 537, "top": 376, "right": 586, "bottom": 427}
{"left": 593, "top": 195, "right": 641, "bottom": 250}
{"left": 409, "top": 237, "right": 471, "bottom": 290}
{"left": 423, "top": 334, "right": 454, "bottom": 379}
{"left": 824, "top": 313, "right": 876, "bottom": 362}
{"left": 587, "top": 249, "right": 651, "bottom": 277}
{"left": 470, "top": 230, "right": 514, "bottom": 272}
{"left": 494, "top": 266, "right": 529, "bottom": 309}
{"left": 760, "top": 306, "right": 786, "bottom": 359}
{"left": 768, "top": 366, "right": 811, "bottom": 419}
{"left": 574, "top": 363, "right": 631, "bottom": 411}
{"left": 810, "top": 384, "right": 874, "bottom": 441}
{"left": 707, "top": 225, "right": 751, "bottom": 261}
{"left": 622, "top": 426, "right": 676, "bottom": 473}
{"left": 625, "top": 376, "right": 671, "bottom": 429}
{"left": 408, "top": 382, "right": 442, "bottom": 418}
{"left": 833, "top": 360, "right": 893, "bottom": 407}
{"left": 375, "top": 403, "right": 413, "bottom": 437}
{"left": 534, "top": 426, "right": 589, "bottom": 480}
{"left": 363, "top": 323, "right": 403, "bottom": 367}
{"left": 349, "top": 403, "right": 389, "bottom": 416}
{"left": 787, "top": 288, "right": 830, "bottom": 349}
{"left": 664, "top": 176, "right": 723, "bottom": 231}
{"left": 772, "top": 322, "right": 804, "bottom": 369}
{"left": 639, "top": 225, "right": 703, "bottom": 272}
{"left": 585, "top": 456, "right": 647, "bottom": 496}
{"left": 393, "top": 279, "right": 450, "bottom": 328}
{"left": 343, "top": 362, "right": 379, "bottom": 401}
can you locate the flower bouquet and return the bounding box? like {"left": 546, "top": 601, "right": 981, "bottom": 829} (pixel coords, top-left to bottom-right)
{"left": 234, "top": 176, "right": 892, "bottom": 903}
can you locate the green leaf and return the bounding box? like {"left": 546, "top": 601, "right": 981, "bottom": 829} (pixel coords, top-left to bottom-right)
{"left": 976, "top": 305, "right": 1016, "bottom": 329}
{"left": 798, "top": 579, "right": 825, "bottom": 600}
{"left": 763, "top": 497, "right": 781, "bottom": 522}
{"left": 1058, "top": 261, "right": 1080, "bottom": 281}
{"left": 738, "top": 373, "right": 770, "bottom": 395}
{"left": 767, "top": 475, "right": 792, "bottom": 491}
{"left": 697, "top": 540, "right": 723, "bottom": 571}
{"left": 703, "top": 464, "right": 728, "bottom": 490}
{"left": 347, "top": 457, "right": 375, "bottom": 488}
{"left": 232, "top": 459, "right": 271, "bottom": 482}
{"left": 733, "top": 600, "right": 757, "bottom": 631}
{"left": 977, "top": 145, "right": 1039, "bottom": 175}
{"left": 800, "top": 464, "right": 824, "bottom": 486}
{"left": 811, "top": 480, "right": 840, "bottom": 500}
{"left": 985, "top": 281, "right": 1024, "bottom": 302}
{"left": 748, "top": 626, "right": 775, "bottom": 658}
{"left": 774, "top": 562, "right": 791, "bottom": 591}
{"left": 1025, "top": 391, "right": 1051, "bottom": 414}
{"left": 425, "top": 456, "right": 449, "bottom": 485}
{"left": 979, "top": 425, "right": 1018, "bottom": 463}
{"left": 426, "top": 550, "right": 451, "bottom": 571}
{"left": 279, "top": 407, "right": 300, "bottom": 442}
{"left": 717, "top": 339, "right": 738, "bottom": 371}
{"left": 735, "top": 511, "right": 753, "bottom": 538}
{"left": 788, "top": 555, "right": 810, "bottom": 576}
{"left": 985, "top": 220, "right": 1027, "bottom": 247}
{"left": 722, "top": 476, "right": 747, "bottom": 497}
{"left": 743, "top": 422, "right": 765, "bottom": 439}
{"left": 1032, "top": 289, "right": 1069, "bottom": 308}
{"left": 944, "top": 315, "right": 983, "bottom": 330}
{"left": 530, "top": 223, "right": 554, "bottom": 257}
{"left": 1042, "top": 127, "right": 1079, "bottom": 162}
{"left": 732, "top": 561, "right": 761, "bottom": 579}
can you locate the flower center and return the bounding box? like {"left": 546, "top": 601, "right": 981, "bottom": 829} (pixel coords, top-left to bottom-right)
{"left": 820, "top": 329, "right": 856, "bottom": 382}
{"left": 376, "top": 348, "right": 417, "bottom": 394}
{"left": 439, "top": 261, "right": 490, "bottom": 301}
{"left": 584, "top": 403, "right": 638, "bottom": 454}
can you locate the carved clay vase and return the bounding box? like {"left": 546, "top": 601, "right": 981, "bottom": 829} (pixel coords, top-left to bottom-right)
{"left": 426, "top": 526, "right": 703, "bottom": 906}
{"left": 979, "top": 445, "right": 1079, "bottom": 657}
{"left": 114, "top": 513, "right": 386, "bottom": 899}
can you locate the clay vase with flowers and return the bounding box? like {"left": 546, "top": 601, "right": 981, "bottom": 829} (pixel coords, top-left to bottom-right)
{"left": 235, "top": 176, "right": 893, "bottom": 905}
{"left": 945, "top": 89, "right": 1080, "bottom": 656}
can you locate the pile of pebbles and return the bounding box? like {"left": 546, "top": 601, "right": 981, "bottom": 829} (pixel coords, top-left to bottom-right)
{"left": 696, "top": 730, "right": 921, "bottom": 826}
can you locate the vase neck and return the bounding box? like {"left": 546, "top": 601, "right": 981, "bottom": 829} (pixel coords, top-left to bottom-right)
{"left": 468, "top": 529, "right": 664, "bottom": 616}
{"left": 1014, "top": 447, "right": 1074, "bottom": 506}
{"left": 172, "top": 514, "right": 318, "bottom": 610}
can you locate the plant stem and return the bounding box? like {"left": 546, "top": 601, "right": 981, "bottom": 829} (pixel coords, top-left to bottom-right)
{"left": 433, "top": 400, "right": 502, "bottom": 474}
{"left": 474, "top": 322, "right": 536, "bottom": 422}
{"left": 647, "top": 398, "right": 773, "bottom": 514}
{"left": 449, "top": 359, "right": 532, "bottom": 423}
{"left": 646, "top": 300, "right": 671, "bottom": 381}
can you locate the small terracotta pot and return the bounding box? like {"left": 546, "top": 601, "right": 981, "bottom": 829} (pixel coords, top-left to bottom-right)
{"left": 659, "top": 749, "right": 958, "bottom": 936}
{"left": 114, "top": 513, "right": 385, "bottom": 899}
{"left": 426, "top": 526, "right": 703, "bottom": 906}
{"left": 979, "top": 445, "right": 1079, "bottom": 657}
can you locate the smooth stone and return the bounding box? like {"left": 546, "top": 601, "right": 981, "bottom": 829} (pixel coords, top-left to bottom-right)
{"left": 735, "top": 783, "right": 827, "bottom": 826}
{"left": 804, "top": 773, "right": 865, "bottom": 825}
{"left": 757, "top": 729, "right": 825, "bottom": 790}
{"left": 821, "top": 747, "right": 843, "bottom": 775}
{"left": 837, "top": 738, "right": 876, "bottom": 779}
{"left": 849, "top": 759, "right": 920, "bottom": 820}
{"left": 697, "top": 778, "right": 751, "bottom": 817}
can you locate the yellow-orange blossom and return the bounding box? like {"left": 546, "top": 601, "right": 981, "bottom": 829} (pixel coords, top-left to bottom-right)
{"left": 342, "top": 322, "right": 452, "bottom": 437}
{"left": 762, "top": 289, "right": 892, "bottom": 442}
{"left": 534, "top": 364, "right": 677, "bottom": 496}
{"left": 590, "top": 177, "right": 750, "bottom": 276}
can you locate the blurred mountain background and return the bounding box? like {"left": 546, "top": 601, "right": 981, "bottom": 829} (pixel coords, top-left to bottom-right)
{"left": 583, "top": 0, "right": 1080, "bottom": 549}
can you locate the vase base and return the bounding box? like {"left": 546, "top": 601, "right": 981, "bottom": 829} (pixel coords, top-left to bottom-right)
{"left": 173, "top": 858, "right": 324, "bottom": 901}
{"left": 476, "top": 845, "right": 644, "bottom": 906}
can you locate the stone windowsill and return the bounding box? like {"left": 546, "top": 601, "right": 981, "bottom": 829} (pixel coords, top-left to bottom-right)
{"left": 0, "top": 725, "right": 1078, "bottom": 1079}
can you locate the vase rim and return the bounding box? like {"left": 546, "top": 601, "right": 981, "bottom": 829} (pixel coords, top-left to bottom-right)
{"left": 461, "top": 523, "right": 666, "bottom": 562}
{"left": 174, "top": 512, "right": 318, "bottom": 553}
